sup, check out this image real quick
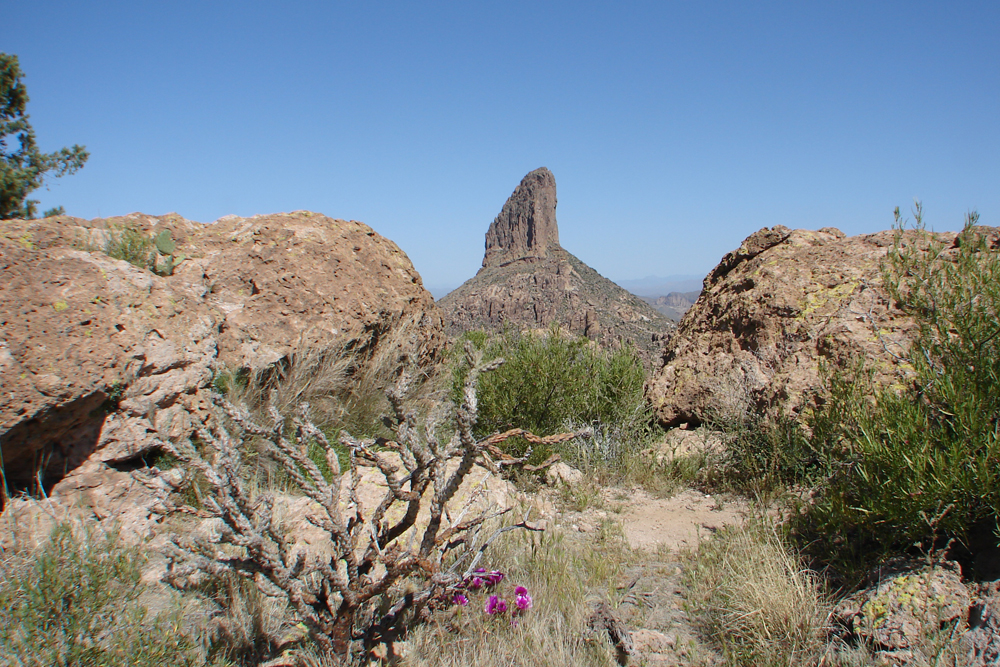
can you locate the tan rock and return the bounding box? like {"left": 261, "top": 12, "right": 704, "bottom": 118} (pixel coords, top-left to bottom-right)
{"left": 483, "top": 167, "right": 559, "bottom": 268}
{"left": 545, "top": 462, "right": 584, "bottom": 487}
{"left": 0, "top": 212, "right": 445, "bottom": 509}
{"left": 646, "top": 225, "right": 997, "bottom": 426}
{"left": 960, "top": 581, "right": 1000, "bottom": 666}
{"left": 835, "top": 563, "right": 970, "bottom": 651}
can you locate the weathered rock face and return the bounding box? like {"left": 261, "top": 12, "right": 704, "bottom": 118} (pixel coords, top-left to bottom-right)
{"left": 0, "top": 211, "right": 444, "bottom": 504}
{"left": 482, "top": 167, "right": 559, "bottom": 268}
{"left": 439, "top": 169, "right": 673, "bottom": 364}
{"left": 646, "top": 225, "right": 984, "bottom": 427}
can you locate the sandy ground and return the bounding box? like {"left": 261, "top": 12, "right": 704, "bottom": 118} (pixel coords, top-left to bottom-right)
{"left": 617, "top": 487, "right": 746, "bottom": 551}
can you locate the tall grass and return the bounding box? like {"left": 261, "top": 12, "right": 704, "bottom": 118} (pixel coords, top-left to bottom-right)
{"left": 210, "top": 329, "right": 417, "bottom": 491}
{"left": 683, "top": 520, "right": 829, "bottom": 667}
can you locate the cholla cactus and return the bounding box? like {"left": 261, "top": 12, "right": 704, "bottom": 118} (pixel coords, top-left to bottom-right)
{"left": 160, "top": 343, "right": 581, "bottom": 663}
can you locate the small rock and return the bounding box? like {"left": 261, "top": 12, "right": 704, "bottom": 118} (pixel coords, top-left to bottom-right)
{"left": 631, "top": 629, "right": 676, "bottom": 653}
{"left": 545, "top": 462, "right": 584, "bottom": 487}
{"left": 959, "top": 581, "right": 1000, "bottom": 667}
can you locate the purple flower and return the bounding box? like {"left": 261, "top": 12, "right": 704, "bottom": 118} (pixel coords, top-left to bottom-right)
{"left": 485, "top": 594, "right": 508, "bottom": 615}
{"left": 514, "top": 586, "right": 533, "bottom": 612}
{"left": 453, "top": 593, "right": 469, "bottom": 606}
{"left": 466, "top": 576, "right": 484, "bottom": 590}
{"left": 486, "top": 570, "right": 505, "bottom": 585}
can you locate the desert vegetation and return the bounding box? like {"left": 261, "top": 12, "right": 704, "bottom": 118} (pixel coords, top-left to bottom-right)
{"left": 451, "top": 325, "right": 652, "bottom": 473}
{"left": 2, "top": 209, "right": 999, "bottom": 666}
{"left": 0, "top": 521, "right": 205, "bottom": 666}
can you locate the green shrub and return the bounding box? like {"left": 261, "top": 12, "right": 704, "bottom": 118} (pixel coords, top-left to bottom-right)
{"left": 707, "top": 413, "right": 819, "bottom": 499}
{"left": 104, "top": 222, "right": 157, "bottom": 270}
{"left": 451, "top": 325, "right": 651, "bottom": 467}
{"left": 793, "top": 208, "right": 1000, "bottom": 582}
{"left": 0, "top": 521, "right": 204, "bottom": 666}
{"left": 103, "top": 223, "right": 184, "bottom": 275}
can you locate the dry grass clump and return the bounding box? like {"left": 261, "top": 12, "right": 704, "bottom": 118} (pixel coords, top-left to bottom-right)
{"left": 216, "top": 331, "right": 404, "bottom": 440}
{"left": 683, "top": 519, "right": 829, "bottom": 667}
{"left": 403, "top": 516, "right": 633, "bottom": 667}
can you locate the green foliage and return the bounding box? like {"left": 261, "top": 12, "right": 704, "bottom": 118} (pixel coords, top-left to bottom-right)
{"left": 103, "top": 223, "right": 185, "bottom": 275}
{"left": 0, "top": 53, "right": 88, "bottom": 219}
{"left": 105, "top": 222, "right": 157, "bottom": 270}
{"left": 452, "top": 325, "right": 651, "bottom": 466}
{"left": 153, "top": 229, "right": 186, "bottom": 275}
{"left": 0, "top": 522, "right": 204, "bottom": 666}
{"left": 155, "top": 229, "right": 177, "bottom": 254}
{"left": 793, "top": 207, "right": 1000, "bottom": 582}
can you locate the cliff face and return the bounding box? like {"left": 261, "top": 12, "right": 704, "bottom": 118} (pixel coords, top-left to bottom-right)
{"left": 438, "top": 168, "right": 673, "bottom": 363}
{"left": 482, "top": 167, "right": 559, "bottom": 268}
{"left": 0, "top": 211, "right": 445, "bottom": 501}
{"left": 646, "top": 225, "right": 997, "bottom": 427}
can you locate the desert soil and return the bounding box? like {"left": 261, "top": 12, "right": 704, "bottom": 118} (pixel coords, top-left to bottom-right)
{"left": 536, "top": 483, "right": 747, "bottom": 666}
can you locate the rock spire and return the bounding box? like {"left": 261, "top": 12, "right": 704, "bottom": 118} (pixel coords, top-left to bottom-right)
{"left": 482, "top": 167, "right": 559, "bottom": 268}
{"left": 439, "top": 168, "right": 674, "bottom": 365}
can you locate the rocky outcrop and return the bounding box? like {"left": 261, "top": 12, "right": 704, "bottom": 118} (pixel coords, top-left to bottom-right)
{"left": 438, "top": 169, "right": 673, "bottom": 363}
{"left": 482, "top": 167, "right": 559, "bottom": 268}
{"left": 647, "top": 225, "right": 974, "bottom": 427}
{"left": 0, "top": 211, "right": 444, "bottom": 506}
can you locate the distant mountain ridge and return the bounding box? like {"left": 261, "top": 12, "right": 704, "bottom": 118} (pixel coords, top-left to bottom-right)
{"left": 613, "top": 275, "right": 705, "bottom": 297}
{"left": 640, "top": 291, "right": 702, "bottom": 322}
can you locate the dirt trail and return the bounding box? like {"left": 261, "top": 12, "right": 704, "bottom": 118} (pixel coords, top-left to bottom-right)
{"left": 539, "top": 483, "right": 746, "bottom": 666}
{"left": 617, "top": 488, "right": 746, "bottom": 551}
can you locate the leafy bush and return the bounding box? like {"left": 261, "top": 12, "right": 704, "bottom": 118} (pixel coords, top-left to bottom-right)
{"left": 705, "top": 413, "right": 818, "bottom": 499}
{"left": 793, "top": 208, "right": 1000, "bottom": 581}
{"left": 0, "top": 521, "right": 203, "bottom": 666}
{"left": 451, "top": 325, "right": 651, "bottom": 466}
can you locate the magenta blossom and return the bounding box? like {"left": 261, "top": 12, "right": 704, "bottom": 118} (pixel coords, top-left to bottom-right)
{"left": 485, "top": 594, "right": 508, "bottom": 615}
{"left": 453, "top": 593, "right": 469, "bottom": 606}
{"left": 465, "top": 568, "right": 504, "bottom": 589}
{"left": 514, "top": 586, "right": 533, "bottom": 612}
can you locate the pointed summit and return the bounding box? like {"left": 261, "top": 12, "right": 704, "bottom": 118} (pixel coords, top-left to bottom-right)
{"left": 439, "top": 168, "right": 674, "bottom": 365}
{"left": 482, "top": 167, "right": 559, "bottom": 268}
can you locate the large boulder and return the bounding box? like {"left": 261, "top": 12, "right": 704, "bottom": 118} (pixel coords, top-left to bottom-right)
{"left": 0, "top": 211, "right": 445, "bottom": 507}
{"left": 646, "top": 225, "right": 983, "bottom": 427}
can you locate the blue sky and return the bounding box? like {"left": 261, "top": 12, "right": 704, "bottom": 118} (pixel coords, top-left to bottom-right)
{"left": 5, "top": 1, "right": 998, "bottom": 295}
